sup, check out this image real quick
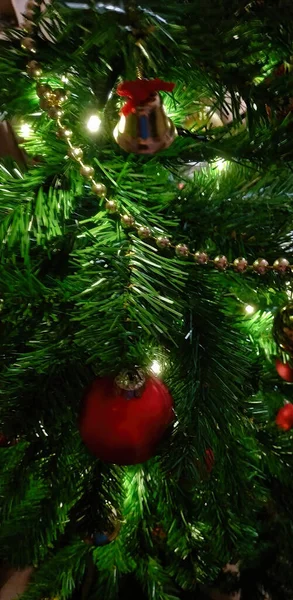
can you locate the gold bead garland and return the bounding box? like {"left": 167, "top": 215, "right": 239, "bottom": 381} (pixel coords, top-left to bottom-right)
{"left": 20, "top": 11, "right": 293, "bottom": 276}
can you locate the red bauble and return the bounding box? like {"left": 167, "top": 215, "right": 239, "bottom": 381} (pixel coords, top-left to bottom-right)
{"left": 205, "top": 448, "right": 214, "bottom": 473}
{"left": 275, "top": 403, "right": 293, "bottom": 431}
{"left": 0, "top": 434, "right": 8, "bottom": 447}
{"left": 275, "top": 358, "right": 293, "bottom": 382}
{"left": 79, "top": 375, "right": 174, "bottom": 465}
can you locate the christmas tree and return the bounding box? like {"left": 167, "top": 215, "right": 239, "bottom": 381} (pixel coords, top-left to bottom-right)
{"left": 1, "top": 0, "right": 293, "bottom": 598}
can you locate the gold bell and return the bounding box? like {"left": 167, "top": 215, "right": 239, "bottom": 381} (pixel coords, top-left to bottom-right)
{"left": 113, "top": 92, "right": 176, "bottom": 154}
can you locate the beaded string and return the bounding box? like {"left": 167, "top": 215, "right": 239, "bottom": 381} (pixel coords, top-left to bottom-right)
{"left": 19, "top": 3, "right": 293, "bottom": 275}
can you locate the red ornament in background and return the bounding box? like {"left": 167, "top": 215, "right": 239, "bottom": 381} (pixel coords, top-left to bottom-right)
{"left": 0, "top": 433, "right": 18, "bottom": 447}
{"left": 205, "top": 448, "right": 214, "bottom": 473}
{"left": 275, "top": 358, "right": 293, "bottom": 382}
{"left": 275, "top": 403, "right": 293, "bottom": 431}
{"left": 0, "top": 434, "right": 9, "bottom": 447}
{"left": 79, "top": 371, "right": 174, "bottom": 465}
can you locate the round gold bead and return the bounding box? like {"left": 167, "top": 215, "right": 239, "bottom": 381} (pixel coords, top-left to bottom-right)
{"left": 273, "top": 258, "right": 290, "bottom": 273}
{"left": 194, "top": 251, "right": 208, "bottom": 264}
{"left": 105, "top": 200, "right": 118, "bottom": 213}
{"left": 175, "top": 243, "right": 189, "bottom": 258}
{"left": 137, "top": 226, "right": 151, "bottom": 239}
{"left": 24, "top": 8, "right": 34, "bottom": 19}
{"left": 21, "top": 37, "right": 36, "bottom": 52}
{"left": 26, "top": 60, "right": 42, "bottom": 78}
{"left": 92, "top": 182, "right": 107, "bottom": 197}
{"left": 47, "top": 107, "right": 64, "bottom": 120}
{"left": 68, "top": 147, "right": 83, "bottom": 160}
{"left": 80, "top": 165, "right": 95, "bottom": 179}
{"left": 23, "top": 19, "right": 35, "bottom": 33}
{"left": 233, "top": 257, "right": 248, "bottom": 272}
{"left": 26, "top": 0, "right": 36, "bottom": 9}
{"left": 39, "top": 98, "right": 51, "bottom": 111}
{"left": 156, "top": 236, "right": 171, "bottom": 249}
{"left": 121, "top": 214, "right": 135, "bottom": 228}
{"left": 214, "top": 255, "right": 228, "bottom": 270}
{"left": 36, "top": 84, "right": 52, "bottom": 98}
{"left": 57, "top": 127, "right": 73, "bottom": 139}
{"left": 253, "top": 258, "right": 269, "bottom": 275}
{"left": 54, "top": 88, "right": 68, "bottom": 104}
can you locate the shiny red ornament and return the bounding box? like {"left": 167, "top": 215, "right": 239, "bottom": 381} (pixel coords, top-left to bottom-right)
{"left": 275, "top": 358, "right": 293, "bottom": 382}
{"left": 276, "top": 403, "right": 293, "bottom": 431}
{"left": 79, "top": 375, "right": 174, "bottom": 465}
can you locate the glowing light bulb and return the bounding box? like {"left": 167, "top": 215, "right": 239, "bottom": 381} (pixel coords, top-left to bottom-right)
{"left": 87, "top": 114, "right": 101, "bottom": 133}
{"left": 150, "top": 359, "right": 162, "bottom": 375}
{"left": 245, "top": 304, "right": 255, "bottom": 315}
{"left": 61, "top": 75, "right": 69, "bottom": 84}
{"left": 20, "top": 123, "right": 32, "bottom": 138}
{"left": 215, "top": 158, "right": 227, "bottom": 172}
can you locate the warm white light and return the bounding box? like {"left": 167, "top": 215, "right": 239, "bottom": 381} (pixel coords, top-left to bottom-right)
{"left": 151, "top": 359, "right": 162, "bottom": 375}
{"left": 245, "top": 304, "right": 255, "bottom": 315}
{"left": 87, "top": 114, "right": 101, "bottom": 133}
{"left": 61, "top": 75, "right": 69, "bottom": 84}
{"left": 119, "top": 114, "right": 126, "bottom": 134}
{"left": 215, "top": 158, "right": 227, "bottom": 172}
{"left": 20, "top": 123, "right": 32, "bottom": 138}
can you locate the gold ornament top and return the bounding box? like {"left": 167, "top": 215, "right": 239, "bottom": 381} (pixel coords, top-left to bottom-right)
{"left": 115, "top": 369, "right": 145, "bottom": 398}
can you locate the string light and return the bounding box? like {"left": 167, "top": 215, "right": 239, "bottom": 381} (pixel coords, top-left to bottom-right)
{"left": 150, "top": 359, "right": 162, "bottom": 375}
{"left": 215, "top": 158, "right": 227, "bottom": 172}
{"left": 87, "top": 114, "right": 101, "bottom": 133}
{"left": 245, "top": 304, "right": 256, "bottom": 315}
{"left": 19, "top": 122, "right": 32, "bottom": 137}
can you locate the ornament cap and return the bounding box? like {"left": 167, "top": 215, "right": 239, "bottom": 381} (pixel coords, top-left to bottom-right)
{"left": 115, "top": 369, "right": 146, "bottom": 398}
